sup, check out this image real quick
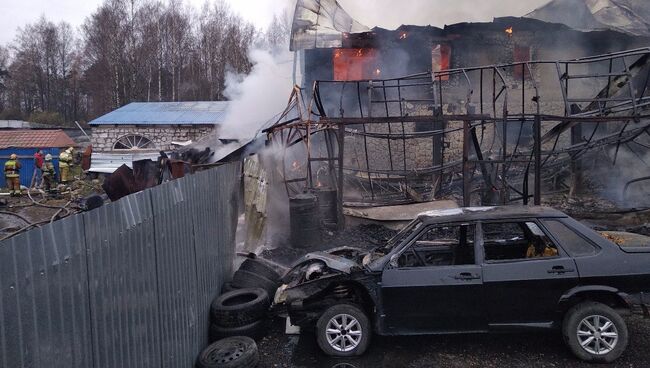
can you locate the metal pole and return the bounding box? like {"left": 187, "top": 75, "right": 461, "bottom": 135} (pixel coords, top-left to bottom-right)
{"left": 534, "top": 114, "right": 542, "bottom": 205}
{"left": 337, "top": 124, "right": 345, "bottom": 230}
{"left": 463, "top": 120, "right": 471, "bottom": 207}
{"left": 74, "top": 121, "right": 90, "bottom": 139}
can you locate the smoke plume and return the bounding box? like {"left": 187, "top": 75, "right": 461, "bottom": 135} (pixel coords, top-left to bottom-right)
{"left": 338, "top": 0, "right": 550, "bottom": 30}
{"left": 219, "top": 49, "right": 295, "bottom": 140}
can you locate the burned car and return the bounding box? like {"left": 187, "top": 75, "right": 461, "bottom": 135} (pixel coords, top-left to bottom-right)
{"left": 274, "top": 206, "right": 650, "bottom": 362}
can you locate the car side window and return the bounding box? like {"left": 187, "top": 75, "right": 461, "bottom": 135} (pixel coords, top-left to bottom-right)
{"left": 482, "top": 221, "right": 559, "bottom": 262}
{"left": 541, "top": 220, "right": 598, "bottom": 257}
{"left": 397, "top": 224, "right": 475, "bottom": 268}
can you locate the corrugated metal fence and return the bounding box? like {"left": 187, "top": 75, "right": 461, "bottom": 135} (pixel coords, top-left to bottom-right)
{"left": 0, "top": 161, "right": 241, "bottom": 368}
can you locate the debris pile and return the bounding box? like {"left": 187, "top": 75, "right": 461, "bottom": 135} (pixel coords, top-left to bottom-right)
{"left": 261, "top": 224, "right": 397, "bottom": 266}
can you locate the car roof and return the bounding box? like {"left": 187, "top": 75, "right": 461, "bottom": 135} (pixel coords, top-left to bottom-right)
{"left": 417, "top": 205, "right": 567, "bottom": 224}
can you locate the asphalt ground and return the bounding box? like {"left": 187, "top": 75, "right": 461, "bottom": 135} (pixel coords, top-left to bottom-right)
{"left": 255, "top": 315, "right": 649, "bottom": 368}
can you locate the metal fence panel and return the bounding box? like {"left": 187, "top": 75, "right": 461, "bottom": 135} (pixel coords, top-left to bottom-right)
{"left": 0, "top": 161, "right": 241, "bottom": 368}
{"left": 0, "top": 214, "right": 92, "bottom": 368}
{"left": 189, "top": 163, "right": 241, "bottom": 348}
{"left": 83, "top": 189, "right": 161, "bottom": 368}
{"left": 150, "top": 176, "right": 200, "bottom": 368}
{"left": 0, "top": 148, "right": 61, "bottom": 187}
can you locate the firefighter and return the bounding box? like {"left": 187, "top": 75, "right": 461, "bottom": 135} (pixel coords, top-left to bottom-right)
{"left": 4, "top": 153, "right": 21, "bottom": 196}
{"left": 41, "top": 154, "right": 56, "bottom": 192}
{"left": 59, "top": 146, "right": 74, "bottom": 183}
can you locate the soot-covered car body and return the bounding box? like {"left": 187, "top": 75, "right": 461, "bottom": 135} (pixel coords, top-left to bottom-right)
{"left": 274, "top": 206, "right": 650, "bottom": 362}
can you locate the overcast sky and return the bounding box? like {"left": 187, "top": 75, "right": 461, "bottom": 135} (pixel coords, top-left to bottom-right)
{"left": 0, "top": 0, "right": 551, "bottom": 46}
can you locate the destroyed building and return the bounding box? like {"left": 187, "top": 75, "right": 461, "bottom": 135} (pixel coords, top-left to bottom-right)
{"left": 261, "top": 0, "right": 650, "bottom": 238}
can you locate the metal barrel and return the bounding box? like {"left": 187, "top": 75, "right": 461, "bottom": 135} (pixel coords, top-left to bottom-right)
{"left": 314, "top": 187, "right": 338, "bottom": 228}
{"left": 289, "top": 193, "right": 321, "bottom": 248}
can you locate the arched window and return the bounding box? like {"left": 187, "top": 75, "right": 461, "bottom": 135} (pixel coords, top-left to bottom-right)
{"left": 113, "top": 135, "right": 155, "bottom": 150}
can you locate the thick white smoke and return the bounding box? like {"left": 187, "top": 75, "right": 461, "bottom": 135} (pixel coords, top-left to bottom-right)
{"left": 218, "top": 49, "right": 294, "bottom": 140}
{"left": 338, "top": 0, "right": 550, "bottom": 30}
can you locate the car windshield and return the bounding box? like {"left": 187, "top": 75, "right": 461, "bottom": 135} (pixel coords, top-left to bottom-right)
{"left": 381, "top": 218, "right": 424, "bottom": 251}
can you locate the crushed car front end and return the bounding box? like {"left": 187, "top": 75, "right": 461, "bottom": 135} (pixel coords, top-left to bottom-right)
{"left": 272, "top": 247, "right": 382, "bottom": 329}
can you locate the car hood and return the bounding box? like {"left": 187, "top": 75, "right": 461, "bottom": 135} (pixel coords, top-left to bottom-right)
{"left": 289, "top": 246, "right": 369, "bottom": 274}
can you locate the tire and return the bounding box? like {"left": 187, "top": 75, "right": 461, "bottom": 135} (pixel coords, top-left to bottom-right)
{"left": 209, "top": 319, "right": 268, "bottom": 342}
{"left": 211, "top": 288, "right": 270, "bottom": 327}
{"left": 239, "top": 258, "right": 282, "bottom": 283}
{"left": 196, "top": 336, "right": 259, "bottom": 368}
{"left": 562, "top": 301, "right": 629, "bottom": 363}
{"left": 231, "top": 270, "right": 279, "bottom": 298}
{"left": 316, "top": 304, "right": 371, "bottom": 357}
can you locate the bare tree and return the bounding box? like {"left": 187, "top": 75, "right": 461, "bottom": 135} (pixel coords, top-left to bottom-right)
{"left": 0, "top": 0, "right": 260, "bottom": 123}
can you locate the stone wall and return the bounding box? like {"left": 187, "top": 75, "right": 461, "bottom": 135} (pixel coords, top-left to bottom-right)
{"left": 91, "top": 125, "right": 216, "bottom": 151}
{"left": 344, "top": 102, "right": 438, "bottom": 173}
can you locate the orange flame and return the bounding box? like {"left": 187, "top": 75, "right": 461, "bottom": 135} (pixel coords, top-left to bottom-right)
{"left": 399, "top": 31, "right": 408, "bottom": 40}
{"left": 291, "top": 161, "right": 300, "bottom": 171}
{"left": 375, "top": 68, "right": 381, "bottom": 76}
{"left": 316, "top": 181, "right": 323, "bottom": 188}
{"left": 505, "top": 26, "right": 513, "bottom": 37}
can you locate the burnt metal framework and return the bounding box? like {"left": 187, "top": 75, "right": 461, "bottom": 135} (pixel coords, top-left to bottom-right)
{"left": 265, "top": 48, "right": 650, "bottom": 217}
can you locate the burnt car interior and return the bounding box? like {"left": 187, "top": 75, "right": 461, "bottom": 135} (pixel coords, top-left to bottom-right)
{"left": 397, "top": 224, "right": 475, "bottom": 267}
{"left": 541, "top": 219, "right": 599, "bottom": 257}
{"left": 482, "top": 221, "right": 559, "bottom": 261}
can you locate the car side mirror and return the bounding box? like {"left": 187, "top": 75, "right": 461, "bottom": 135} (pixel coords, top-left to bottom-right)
{"left": 388, "top": 254, "right": 399, "bottom": 269}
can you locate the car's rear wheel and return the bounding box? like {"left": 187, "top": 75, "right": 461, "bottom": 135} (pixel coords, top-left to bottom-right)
{"left": 563, "top": 301, "right": 628, "bottom": 363}
{"left": 316, "top": 304, "right": 371, "bottom": 357}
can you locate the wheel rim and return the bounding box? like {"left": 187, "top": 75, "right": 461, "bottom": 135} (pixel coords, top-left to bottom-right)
{"left": 325, "top": 313, "right": 363, "bottom": 352}
{"left": 207, "top": 342, "right": 245, "bottom": 363}
{"left": 577, "top": 314, "right": 619, "bottom": 355}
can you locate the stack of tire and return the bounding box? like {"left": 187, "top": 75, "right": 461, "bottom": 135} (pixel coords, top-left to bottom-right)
{"left": 209, "top": 256, "right": 284, "bottom": 342}
{"left": 209, "top": 288, "right": 270, "bottom": 342}
{"left": 225, "top": 256, "right": 284, "bottom": 298}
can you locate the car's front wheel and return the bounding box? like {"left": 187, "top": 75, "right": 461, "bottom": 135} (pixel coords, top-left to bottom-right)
{"left": 563, "top": 301, "right": 629, "bottom": 363}
{"left": 316, "top": 304, "right": 371, "bottom": 357}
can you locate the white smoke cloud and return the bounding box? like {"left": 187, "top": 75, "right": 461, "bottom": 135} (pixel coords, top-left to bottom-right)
{"left": 218, "top": 48, "right": 295, "bottom": 140}
{"left": 338, "top": 0, "right": 551, "bottom": 29}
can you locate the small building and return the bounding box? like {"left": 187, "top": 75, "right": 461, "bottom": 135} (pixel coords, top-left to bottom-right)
{"left": 0, "top": 130, "right": 76, "bottom": 187}
{"left": 89, "top": 101, "right": 229, "bottom": 152}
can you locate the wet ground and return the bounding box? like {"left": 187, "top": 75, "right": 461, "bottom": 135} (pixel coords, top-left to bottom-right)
{"left": 256, "top": 316, "right": 649, "bottom": 368}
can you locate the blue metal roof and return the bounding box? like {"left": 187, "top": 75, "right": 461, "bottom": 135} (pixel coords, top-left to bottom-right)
{"left": 89, "top": 101, "right": 229, "bottom": 125}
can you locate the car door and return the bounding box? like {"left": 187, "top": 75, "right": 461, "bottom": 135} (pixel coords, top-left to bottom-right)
{"left": 381, "top": 222, "right": 486, "bottom": 334}
{"left": 480, "top": 220, "right": 579, "bottom": 328}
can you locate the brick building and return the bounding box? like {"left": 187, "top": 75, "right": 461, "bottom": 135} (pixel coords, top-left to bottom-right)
{"left": 89, "top": 101, "right": 228, "bottom": 153}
